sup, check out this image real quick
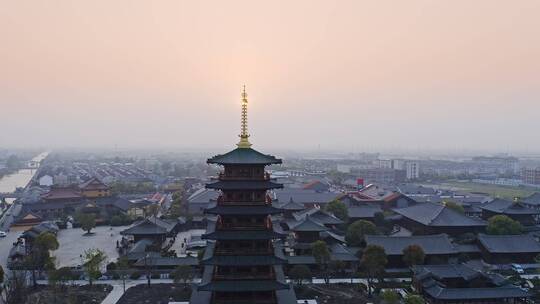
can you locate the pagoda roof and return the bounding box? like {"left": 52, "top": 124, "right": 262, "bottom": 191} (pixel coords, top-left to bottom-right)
{"left": 207, "top": 147, "right": 282, "bottom": 165}
{"left": 205, "top": 204, "right": 283, "bottom": 215}
{"left": 278, "top": 198, "right": 306, "bottom": 211}
{"left": 198, "top": 280, "right": 289, "bottom": 292}
{"left": 201, "top": 255, "right": 287, "bottom": 266}
{"left": 202, "top": 230, "right": 286, "bottom": 240}
{"left": 289, "top": 216, "right": 329, "bottom": 232}
{"left": 206, "top": 180, "right": 283, "bottom": 190}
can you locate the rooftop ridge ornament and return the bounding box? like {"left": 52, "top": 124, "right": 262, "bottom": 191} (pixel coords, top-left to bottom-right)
{"left": 237, "top": 85, "right": 252, "bottom": 148}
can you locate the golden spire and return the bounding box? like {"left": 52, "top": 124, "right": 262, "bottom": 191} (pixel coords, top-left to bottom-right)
{"left": 237, "top": 85, "right": 252, "bottom": 148}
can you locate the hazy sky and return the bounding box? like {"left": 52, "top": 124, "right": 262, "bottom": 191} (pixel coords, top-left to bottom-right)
{"left": 1, "top": 1, "right": 539, "bottom": 153}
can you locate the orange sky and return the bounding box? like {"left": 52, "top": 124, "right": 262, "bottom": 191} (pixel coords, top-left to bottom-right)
{"left": 1, "top": 1, "right": 539, "bottom": 153}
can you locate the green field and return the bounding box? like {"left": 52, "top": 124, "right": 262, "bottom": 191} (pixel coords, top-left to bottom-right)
{"left": 440, "top": 181, "right": 536, "bottom": 200}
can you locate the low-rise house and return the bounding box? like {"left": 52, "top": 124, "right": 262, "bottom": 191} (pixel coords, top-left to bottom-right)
{"left": 413, "top": 264, "right": 530, "bottom": 304}
{"left": 392, "top": 203, "right": 486, "bottom": 236}
{"left": 477, "top": 233, "right": 540, "bottom": 264}
{"left": 364, "top": 234, "right": 458, "bottom": 268}
{"left": 480, "top": 198, "right": 539, "bottom": 226}
{"left": 11, "top": 212, "right": 44, "bottom": 231}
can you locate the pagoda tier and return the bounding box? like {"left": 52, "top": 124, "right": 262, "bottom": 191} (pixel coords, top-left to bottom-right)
{"left": 206, "top": 180, "right": 283, "bottom": 190}
{"left": 205, "top": 204, "right": 283, "bottom": 215}
{"left": 202, "top": 230, "right": 286, "bottom": 241}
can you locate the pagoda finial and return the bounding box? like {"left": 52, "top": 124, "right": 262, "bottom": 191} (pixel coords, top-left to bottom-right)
{"left": 237, "top": 85, "right": 252, "bottom": 148}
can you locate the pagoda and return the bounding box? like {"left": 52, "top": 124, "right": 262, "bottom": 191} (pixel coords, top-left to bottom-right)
{"left": 191, "top": 87, "right": 297, "bottom": 304}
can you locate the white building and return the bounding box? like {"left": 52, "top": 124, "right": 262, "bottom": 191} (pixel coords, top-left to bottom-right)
{"left": 38, "top": 175, "right": 54, "bottom": 187}
{"left": 391, "top": 159, "right": 420, "bottom": 180}
{"left": 405, "top": 161, "right": 420, "bottom": 180}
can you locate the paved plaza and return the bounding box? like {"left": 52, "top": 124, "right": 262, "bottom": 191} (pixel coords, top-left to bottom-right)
{"left": 53, "top": 225, "right": 129, "bottom": 268}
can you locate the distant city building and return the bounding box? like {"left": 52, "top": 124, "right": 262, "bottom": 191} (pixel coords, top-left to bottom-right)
{"left": 472, "top": 155, "right": 519, "bottom": 175}
{"left": 390, "top": 159, "right": 420, "bottom": 180}
{"left": 357, "top": 168, "right": 406, "bottom": 184}
{"left": 521, "top": 167, "right": 540, "bottom": 185}
{"left": 405, "top": 161, "right": 420, "bottom": 180}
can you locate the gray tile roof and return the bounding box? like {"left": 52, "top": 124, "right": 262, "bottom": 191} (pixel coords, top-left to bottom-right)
{"left": 414, "top": 264, "right": 481, "bottom": 281}
{"left": 523, "top": 192, "right": 540, "bottom": 206}
{"left": 288, "top": 216, "right": 329, "bottom": 232}
{"left": 274, "top": 189, "right": 341, "bottom": 205}
{"left": 393, "top": 203, "right": 486, "bottom": 227}
{"left": 480, "top": 198, "right": 540, "bottom": 215}
{"left": 477, "top": 233, "right": 540, "bottom": 253}
{"left": 293, "top": 208, "right": 343, "bottom": 225}
{"left": 424, "top": 285, "right": 529, "bottom": 300}
{"left": 365, "top": 234, "right": 458, "bottom": 255}
{"left": 348, "top": 204, "right": 383, "bottom": 218}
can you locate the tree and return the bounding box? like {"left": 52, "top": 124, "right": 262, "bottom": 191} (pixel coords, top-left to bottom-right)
{"left": 3, "top": 269, "right": 29, "bottom": 304}
{"left": 404, "top": 294, "right": 426, "bottom": 304}
{"left": 116, "top": 256, "right": 130, "bottom": 292}
{"left": 78, "top": 213, "right": 96, "bottom": 235}
{"left": 403, "top": 244, "right": 425, "bottom": 268}
{"left": 48, "top": 266, "right": 73, "bottom": 302}
{"left": 326, "top": 199, "right": 348, "bottom": 222}
{"left": 380, "top": 289, "right": 400, "bottom": 304}
{"left": 171, "top": 265, "right": 194, "bottom": 289}
{"left": 360, "top": 245, "right": 387, "bottom": 296}
{"left": 444, "top": 201, "right": 465, "bottom": 214}
{"left": 328, "top": 260, "right": 346, "bottom": 279}
{"left": 346, "top": 220, "right": 378, "bottom": 246}
{"left": 26, "top": 232, "right": 59, "bottom": 286}
{"left": 486, "top": 215, "right": 523, "bottom": 235}
{"left": 289, "top": 265, "right": 312, "bottom": 286}
{"left": 83, "top": 248, "right": 107, "bottom": 286}
{"left": 311, "top": 241, "right": 331, "bottom": 284}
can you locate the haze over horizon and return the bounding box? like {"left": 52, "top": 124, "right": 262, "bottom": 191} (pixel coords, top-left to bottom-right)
{"left": 1, "top": 1, "right": 539, "bottom": 154}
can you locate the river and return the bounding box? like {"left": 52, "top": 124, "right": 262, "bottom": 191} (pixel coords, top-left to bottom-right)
{"left": 0, "top": 151, "right": 49, "bottom": 203}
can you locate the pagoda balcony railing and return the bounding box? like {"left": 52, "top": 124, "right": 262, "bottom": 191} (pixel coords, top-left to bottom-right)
{"left": 218, "top": 172, "right": 271, "bottom": 181}
{"left": 213, "top": 299, "right": 276, "bottom": 304}
{"left": 217, "top": 223, "right": 270, "bottom": 230}
{"left": 214, "top": 248, "right": 273, "bottom": 255}
{"left": 212, "top": 272, "right": 275, "bottom": 280}
{"left": 216, "top": 195, "right": 271, "bottom": 205}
